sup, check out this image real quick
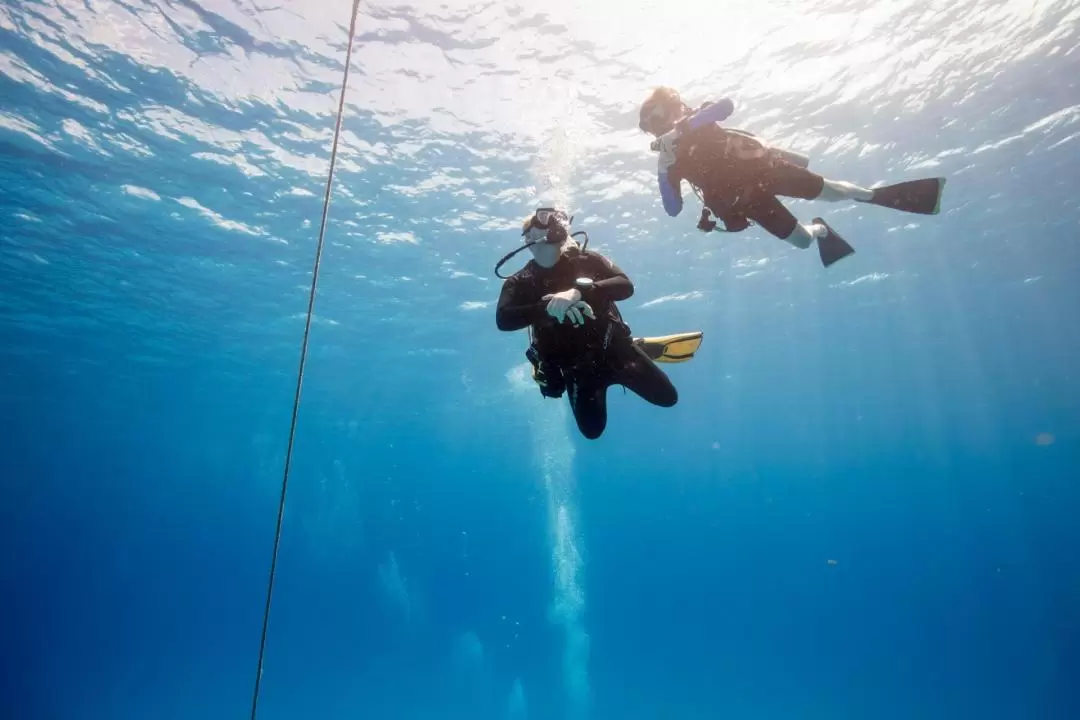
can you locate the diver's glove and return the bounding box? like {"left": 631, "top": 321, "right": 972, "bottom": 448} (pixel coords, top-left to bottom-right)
{"left": 544, "top": 288, "right": 582, "bottom": 323}
{"left": 565, "top": 300, "right": 595, "bottom": 326}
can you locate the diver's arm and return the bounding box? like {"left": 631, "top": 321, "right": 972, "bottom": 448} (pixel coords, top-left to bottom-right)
{"left": 581, "top": 253, "right": 634, "bottom": 302}
{"left": 659, "top": 169, "right": 683, "bottom": 216}
{"left": 495, "top": 278, "right": 546, "bottom": 331}
{"left": 654, "top": 129, "right": 684, "bottom": 216}
{"left": 683, "top": 97, "right": 734, "bottom": 131}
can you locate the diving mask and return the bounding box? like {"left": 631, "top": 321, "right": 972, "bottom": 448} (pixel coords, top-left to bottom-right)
{"left": 522, "top": 207, "right": 571, "bottom": 242}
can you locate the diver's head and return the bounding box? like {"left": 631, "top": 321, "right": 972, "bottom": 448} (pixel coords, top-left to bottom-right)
{"left": 493, "top": 207, "right": 580, "bottom": 279}
{"left": 522, "top": 207, "right": 573, "bottom": 268}
{"left": 638, "top": 86, "right": 688, "bottom": 137}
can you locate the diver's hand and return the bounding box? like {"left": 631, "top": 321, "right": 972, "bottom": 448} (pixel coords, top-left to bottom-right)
{"left": 544, "top": 288, "right": 582, "bottom": 323}
{"left": 565, "top": 300, "right": 595, "bottom": 327}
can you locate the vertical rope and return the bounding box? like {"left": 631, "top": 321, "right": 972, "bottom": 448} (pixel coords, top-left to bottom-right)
{"left": 249, "top": 1, "right": 363, "bottom": 717}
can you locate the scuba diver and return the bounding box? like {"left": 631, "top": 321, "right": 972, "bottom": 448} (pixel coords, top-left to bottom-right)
{"left": 494, "top": 207, "right": 703, "bottom": 440}
{"left": 638, "top": 86, "right": 948, "bottom": 267}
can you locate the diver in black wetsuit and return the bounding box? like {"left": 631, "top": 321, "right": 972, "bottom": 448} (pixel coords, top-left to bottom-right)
{"left": 495, "top": 207, "right": 678, "bottom": 440}
{"left": 639, "top": 86, "right": 948, "bottom": 267}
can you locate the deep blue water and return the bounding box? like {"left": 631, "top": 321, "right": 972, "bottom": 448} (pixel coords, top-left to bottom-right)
{"left": 2, "top": 1, "right": 1079, "bottom": 718}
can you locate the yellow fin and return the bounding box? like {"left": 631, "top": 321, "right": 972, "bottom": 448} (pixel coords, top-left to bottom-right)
{"left": 635, "top": 331, "right": 704, "bottom": 363}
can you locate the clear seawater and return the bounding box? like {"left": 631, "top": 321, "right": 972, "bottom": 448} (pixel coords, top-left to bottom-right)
{"left": 2, "top": 1, "right": 1079, "bottom": 718}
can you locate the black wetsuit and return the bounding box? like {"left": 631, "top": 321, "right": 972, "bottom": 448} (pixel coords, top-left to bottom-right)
{"left": 495, "top": 247, "right": 677, "bottom": 439}
{"left": 669, "top": 121, "right": 826, "bottom": 240}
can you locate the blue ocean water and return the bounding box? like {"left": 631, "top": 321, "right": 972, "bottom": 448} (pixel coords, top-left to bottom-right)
{"left": 2, "top": 0, "right": 1079, "bottom": 718}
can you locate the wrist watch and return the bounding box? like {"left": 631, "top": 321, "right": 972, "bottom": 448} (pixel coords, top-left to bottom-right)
{"left": 575, "top": 277, "right": 594, "bottom": 290}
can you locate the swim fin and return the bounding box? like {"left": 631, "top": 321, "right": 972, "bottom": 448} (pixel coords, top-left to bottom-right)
{"left": 812, "top": 217, "right": 855, "bottom": 268}
{"left": 861, "top": 177, "right": 946, "bottom": 215}
{"left": 634, "top": 331, "right": 704, "bottom": 363}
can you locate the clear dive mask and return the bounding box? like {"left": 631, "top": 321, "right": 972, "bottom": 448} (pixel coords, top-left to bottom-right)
{"left": 522, "top": 207, "right": 570, "bottom": 242}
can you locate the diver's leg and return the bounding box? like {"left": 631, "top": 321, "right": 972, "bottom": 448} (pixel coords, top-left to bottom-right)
{"left": 770, "top": 161, "right": 873, "bottom": 203}
{"left": 817, "top": 179, "right": 873, "bottom": 202}
{"left": 769, "top": 155, "right": 943, "bottom": 213}
{"left": 784, "top": 221, "right": 829, "bottom": 249}
{"left": 744, "top": 194, "right": 828, "bottom": 249}
{"left": 566, "top": 377, "right": 609, "bottom": 440}
{"left": 753, "top": 163, "right": 858, "bottom": 263}
{"left": 788, "top": 167, "right": 945, "bottom": 213}
{"left": 612, "top": 344, "right": 678, "bottom": 408}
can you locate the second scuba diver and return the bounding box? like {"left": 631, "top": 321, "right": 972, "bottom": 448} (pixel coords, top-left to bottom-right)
{"left": 638, "top": 87, "right": 948, "bottom": 267}
{"left": 494, "top": 207, "right": 702, "bottom": 440}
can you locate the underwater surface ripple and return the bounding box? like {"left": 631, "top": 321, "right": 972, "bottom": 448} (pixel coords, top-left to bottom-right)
{"left": 2, "top": 1, "right": 1079, "bottom": 719}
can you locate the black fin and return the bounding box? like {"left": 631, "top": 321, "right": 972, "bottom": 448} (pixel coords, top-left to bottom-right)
{"left": 863, "top": 178, "right": 946, "bottom": 215}
{"left": 813, "top": 217, "right": 855, "bottom": 268}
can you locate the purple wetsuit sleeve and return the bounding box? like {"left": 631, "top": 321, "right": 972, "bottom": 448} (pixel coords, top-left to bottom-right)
{"left": 686, "top": 98, "right": 734, "bottom": 131}
{"left": 659, "top": 169, "right": 683, "bottom": 216}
